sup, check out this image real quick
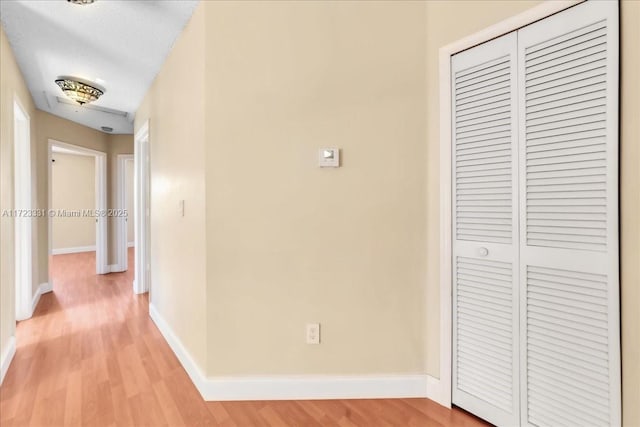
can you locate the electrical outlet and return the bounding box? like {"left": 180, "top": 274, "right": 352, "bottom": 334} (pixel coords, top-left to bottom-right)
{"left": 306, "top": 323, "right": 320, "bottom": 344}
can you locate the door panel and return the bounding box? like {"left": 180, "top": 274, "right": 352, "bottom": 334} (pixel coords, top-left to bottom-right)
{"left": 517, "top": 1, "right": 620, "bottom": 425}
{"left": 452, "top": 31, "right": 520, "bottom": 427}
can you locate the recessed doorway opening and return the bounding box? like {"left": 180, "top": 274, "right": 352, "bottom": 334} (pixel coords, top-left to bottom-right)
{"left": 47, "top": 140, "right": 108, "bottom": 282}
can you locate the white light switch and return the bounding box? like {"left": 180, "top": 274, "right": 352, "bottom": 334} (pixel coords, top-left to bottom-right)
{"left": 306, "top": 323, "right": 320, "bottom": 344}
{"left": 318, "top": 148, "right": 340, "bottom": 167}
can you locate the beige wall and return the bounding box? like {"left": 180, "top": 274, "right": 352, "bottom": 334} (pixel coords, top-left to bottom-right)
{"left": 51, "top": 153, "right": 96, "bottom": 250}
{"left": 620, "top": 1, "right": 640, "bottom": 424}
{"left": 135, "top": 3, "right": 207, "bottom": 369}
{"left": 203, "top": 0, "right": 427, "bottom": 375}
{"left": 0, "top": 26, "right": 37, "bottom": 369}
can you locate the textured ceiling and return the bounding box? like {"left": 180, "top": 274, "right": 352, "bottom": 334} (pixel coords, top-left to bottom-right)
{"left": 1, "top": 0, "right": 199, "bottom": 134}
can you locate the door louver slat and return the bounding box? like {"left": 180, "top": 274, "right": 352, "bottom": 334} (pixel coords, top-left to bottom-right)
{"left": 455, "top": 257, "right": 515, "bottom": 414}
{"left": 526, "top": 265, "right": 611, "bottom": 425}
{"left": 524, "top": 18, "right": 608, "bottom": 254}
{"left": 454, "top": 52, "right": 513, "bottom": 244}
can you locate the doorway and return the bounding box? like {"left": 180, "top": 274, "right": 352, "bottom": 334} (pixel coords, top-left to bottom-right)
{"left": 47, "top": 140, "right": 108, "bottom": 279}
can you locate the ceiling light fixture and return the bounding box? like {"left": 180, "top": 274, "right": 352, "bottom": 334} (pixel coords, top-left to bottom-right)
{"left": 67, "top": 0, "right": 96, "bottom": 5}
{"left": 55, "top": 77, "right": 105, "bottom": 106}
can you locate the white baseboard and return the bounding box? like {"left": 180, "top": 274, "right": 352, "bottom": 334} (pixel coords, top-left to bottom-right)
{"left": 0, "top": 336, "right": 16, "bottom": 385}
{"left": 31, "top": 282, "right": 53, "bottom": 315}
{"left": 426, "top": 375, "right": 451, "bottom": 408}
{"left": 127, "top": 241, "right": 135, "bottom": 248}
{"left": 199, "top": 373, "right": 428, "bottom": 401}
{"left": 31, "top": 288, "right": 41, "bottom": 315}
{"left": 149, "top": 303, "right": 429, "bottom": 401}
{"left": 149, "top": 303, "right": 212, "bottom": 396}
{"left": 107, "top": 264, "right": 126, "bottom": 273}
{"left": 52, "top": 245, "right": 96, "bottom": 255}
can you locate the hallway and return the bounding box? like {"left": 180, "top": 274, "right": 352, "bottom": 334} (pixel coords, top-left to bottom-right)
{"left": 0, "top": 251, "right": 487, "bottom": 426}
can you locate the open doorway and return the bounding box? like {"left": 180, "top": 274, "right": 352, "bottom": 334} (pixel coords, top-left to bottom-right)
{"left": 47, "top": 140, "right": 108, "bottom": 282}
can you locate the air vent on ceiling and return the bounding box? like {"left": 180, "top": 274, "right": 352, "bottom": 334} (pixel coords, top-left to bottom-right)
{"left": 101, "top": 126, "right": 113, "bottom": 133}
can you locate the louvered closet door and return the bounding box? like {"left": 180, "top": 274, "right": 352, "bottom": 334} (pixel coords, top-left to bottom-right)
{"left": 451, "top": 32, "right": 520, "bottom": 427}
{"left": 517, "top": 1, "right": 620, "bottom": 426}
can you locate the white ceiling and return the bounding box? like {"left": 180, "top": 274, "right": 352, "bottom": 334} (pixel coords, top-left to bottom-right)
{"left": 0, "top": 0, "right": 199, "bottom": 134}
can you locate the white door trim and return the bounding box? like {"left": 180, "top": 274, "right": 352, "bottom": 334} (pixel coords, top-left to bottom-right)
{"left": 14, "top": 96, "right": 33, "bottom": 321}
{"left": 48, "top": 139, "right": 108, "bottom": 276}
{"left": 134, "top": 121, "right": 150, "bottom": 294}
{"left": 116, "top": 154, "right": 134, "bottom": 272}
{"left": 436, "top": 0, "right": 582, "bottom": 408}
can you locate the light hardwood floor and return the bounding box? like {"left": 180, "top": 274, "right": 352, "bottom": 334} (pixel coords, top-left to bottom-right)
{"left": 0, "top": 250, "right": 488, "bottom": 426}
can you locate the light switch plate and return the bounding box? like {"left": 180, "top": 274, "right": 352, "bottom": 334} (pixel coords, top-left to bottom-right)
{"left": 306, "top": 323, "right": 320, "bottom": 344}
{"left": 318, "top": 148, "right": 340, "bottom": 167}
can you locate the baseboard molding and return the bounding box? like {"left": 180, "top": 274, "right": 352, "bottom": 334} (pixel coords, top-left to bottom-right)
{"left": 127, "top": 241, "right": 135, "bottom": 248}
{"left": 107, "top": 264, "right": 126, "bottom": 273}
{"left": 149, "top": 303, "right": 210, "bottom": 396}
{"left": 199, "top": 373, "right": 429, "bottom": 401}
{"left": 31, "top": 282, "right": 53, "bottom": 315}
{"left": 52, "top": 245, "right": 96, "bottom": 255}
{"left": 149, "top": 303, "right": 429, "bottom": 401}
{"left": 426, "top": 375, "right": 451, "bottom": 408}
{"left": 0, "top": 336, "right": 16, "bottom": 385}
{"left": 31, "top": 288, "right": 41, "bottom": 315}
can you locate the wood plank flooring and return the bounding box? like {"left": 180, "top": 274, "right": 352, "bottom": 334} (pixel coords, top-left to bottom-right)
{"left": 0, "top": 250, "right": 489, "bottom": 426}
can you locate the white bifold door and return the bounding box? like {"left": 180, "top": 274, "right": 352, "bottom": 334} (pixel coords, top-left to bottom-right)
{"left": 452, "top": 31, "right": 520, "bottom": 426}
{"left": 452, "top": 1, "right": 620, "bottom": 426}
